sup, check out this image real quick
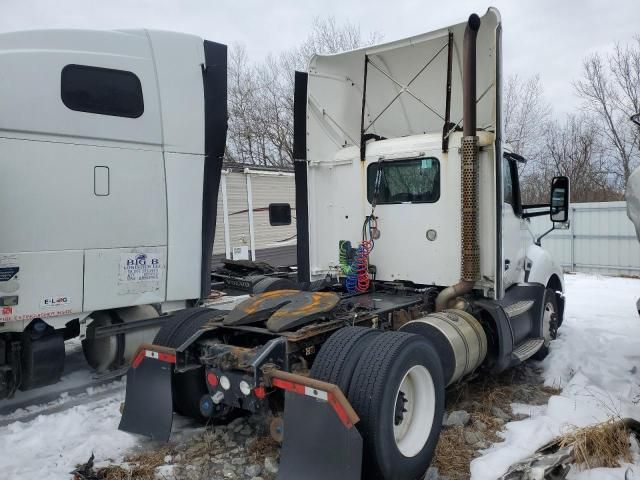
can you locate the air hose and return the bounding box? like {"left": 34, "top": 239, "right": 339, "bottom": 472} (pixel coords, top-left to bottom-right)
{"left": 339, "top": 241, "right": 353, "bottom": 275}
{"left": 350, "top": 240, "right": 373, "bottom": 292}
{"left": 342, "top": 161, "right": 383, "bottom": 294}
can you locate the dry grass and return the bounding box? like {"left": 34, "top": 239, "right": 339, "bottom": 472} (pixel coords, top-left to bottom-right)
{"left": 74, "top": 446, "right": 174, "bottom": 480}
{"left": 95, "top": 464, "right": 155, "bottom": 480}
{"left": 432, "top": 365, "right": 561, "bottom": 479}
{"left": 432, "top": 426, "right": 474, "bottom": 480}
{"left": 557, "top": 419, "right": 633, "bottom": 469}
{"left": 247, "top": 435, "right": 279, "bottom": 461}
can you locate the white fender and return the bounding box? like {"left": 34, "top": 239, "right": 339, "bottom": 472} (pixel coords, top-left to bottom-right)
{"left": 525, "top": 244, "right": 564, "bottom": 292}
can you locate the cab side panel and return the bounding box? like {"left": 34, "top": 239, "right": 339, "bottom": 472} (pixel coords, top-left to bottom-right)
{"left": 146, "top": 30, "right": 207, "bottom": 301}
{"left": 0, "top": 30, "right": 167, "bottom": 320}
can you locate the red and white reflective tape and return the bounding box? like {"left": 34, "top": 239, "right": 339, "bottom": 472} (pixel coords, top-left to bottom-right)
{"left": 132, "top": 349, "right": 176, "bottom": 369}
{"left": 304, "top": 386, "right": 328, "bottom": 401}
{"left": 271, "top": 378, "right": 353, "bottom": 429}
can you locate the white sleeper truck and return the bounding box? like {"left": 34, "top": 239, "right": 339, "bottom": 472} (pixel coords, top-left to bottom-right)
{"left": 0, "top": 29, "right": 228, "bottom": 397}
{"left": 118, "top": 9, "right": 571, "bottom": 480}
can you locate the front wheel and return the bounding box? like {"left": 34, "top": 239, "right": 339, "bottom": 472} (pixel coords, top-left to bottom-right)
{"left": 347, "top": 331, "right": 445, "bottom": 480}
{"left": 532, "top": 288, "right": 559, "bottom": 361}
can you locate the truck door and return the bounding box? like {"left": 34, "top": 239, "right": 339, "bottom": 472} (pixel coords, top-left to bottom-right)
{"left": 60, "top": 64, "right": 168, "bottom": 311}
{"left": 367, "top": 155, "right": 460, "bottom": 287}
{"left": 502, "top": 156, "right": 526, "bottom": 288}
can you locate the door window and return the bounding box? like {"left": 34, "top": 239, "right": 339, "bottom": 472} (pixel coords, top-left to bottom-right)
{"left": 503, "top": 157, "right": 514, "bottom": 207}
{"left": 503, "top": 157, "right": 522, "bottom": 215}
{"left": 366, "top": 158, "right": 440, "bottom": 204}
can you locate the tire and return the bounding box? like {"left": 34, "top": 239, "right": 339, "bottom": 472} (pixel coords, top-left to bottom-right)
{"left": 532, "top": 288, "right": 559, "bottom": 361}
{"left": 153, "top": 307, "right": 217, "bottom": 348}
{"left": 310, "top": 326, "right": 382, "bottom": 393}
{"left": 153, "top": 308, "right": 222, "bottom": 419}
{"left": 347, "top": 331, "right": 445, "bottom": 480}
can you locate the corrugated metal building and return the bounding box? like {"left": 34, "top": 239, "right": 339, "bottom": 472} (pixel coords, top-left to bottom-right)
{"left": 213, "top": 165, "right": 297, "bottom": 267}
{"left": 529, "top": 201, "right": 640, "bottom": 276}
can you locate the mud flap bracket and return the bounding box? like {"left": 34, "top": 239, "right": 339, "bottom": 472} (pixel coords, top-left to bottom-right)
{"left": 268, "top": 369, "right": 363, "bottom": 480}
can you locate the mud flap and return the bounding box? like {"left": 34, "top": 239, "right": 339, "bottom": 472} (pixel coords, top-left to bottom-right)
{"left": 118, "top": 345, "right": 175, "bottom": 442}
{"left": 269, "top": 370, "right": 362, "bottom": 480}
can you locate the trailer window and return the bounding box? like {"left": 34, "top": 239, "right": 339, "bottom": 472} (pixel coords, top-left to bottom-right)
{"left": 61, "top": 65, "right": 144, "bottom": 118}
{"left": 367, "top": 158, "right": 440, "bottom": 204}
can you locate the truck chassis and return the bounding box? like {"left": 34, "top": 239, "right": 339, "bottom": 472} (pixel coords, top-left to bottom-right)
{"left": 120, "top": 277, "right": 562, "bottom": 479}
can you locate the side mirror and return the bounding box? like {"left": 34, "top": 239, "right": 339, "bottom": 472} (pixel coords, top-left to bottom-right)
{"left": 268, "top": 203, "right": 292, "bottom": 226}
{"left": 550, "top": 176, "right": 570, "bottom": 223}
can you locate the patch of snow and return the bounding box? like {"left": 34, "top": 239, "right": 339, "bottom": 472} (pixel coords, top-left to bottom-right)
{"left": 0, "top": 379, "right": 207, "bottom": 480}
{"left": 0, "top": 389, "right": 139, "bottom": 480}
{"left": 472, "top": 273, "right": 640, "bottom": 479}
{"left": 510, "top": 403, "right": 547, "bottom": 419}
{"left": 155, "top": 464, "right": 176, "bottom": 478}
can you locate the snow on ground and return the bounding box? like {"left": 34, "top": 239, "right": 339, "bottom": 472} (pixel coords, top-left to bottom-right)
{"left": 0, "top": 385, "right": 138, "bottom": 479}
{"left": 472, "top": 273, "right": 640, "bottom": 479}
{"left": 0, "top": 375, "right": 205, "bottom": 479}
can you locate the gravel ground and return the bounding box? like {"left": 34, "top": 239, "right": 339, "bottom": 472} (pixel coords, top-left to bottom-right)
{"left": 77, "top": 415, "right": 280, "bottom": 480}
{"left": 85, "top": 362, "right": 554, "bottom": 480}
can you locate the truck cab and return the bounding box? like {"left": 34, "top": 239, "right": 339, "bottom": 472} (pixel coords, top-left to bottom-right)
{"left": 299, "top": 8, "right": 565, "bottom": 303}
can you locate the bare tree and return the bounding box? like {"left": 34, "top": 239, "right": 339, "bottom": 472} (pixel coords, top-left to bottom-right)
{"left": 227, "top": 44, "right": 264, "bottom": 165}
{"left": 504, "top": 74, "right": 550, "bottom": 167}
{"left": 521, "top": 114, "right": 619, "bottom": 203}
{"left": 503, "top": 74, "right": 555, "bottom": 203}
{"left": 575, "top": 37, "right": 640, "bottom": 188}
{"left": 281, "top": 17, "right": 382, "bottom": 74}
{"left": 225, "top": 17, "right": 381, "bottom": 167}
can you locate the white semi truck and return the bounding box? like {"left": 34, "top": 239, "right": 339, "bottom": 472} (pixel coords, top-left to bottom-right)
{"left": 117, "top": 9, "right": 571, "bottom": 480}
{"left": 0, "top": 29, "right": 230, "bottom": 397}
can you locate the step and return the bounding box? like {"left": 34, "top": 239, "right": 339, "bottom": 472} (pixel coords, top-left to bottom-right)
{"left": 503, "top": 300, "right": 535, "bottom": 318}
{"left": 512, "top": 337, "right": 544, "bottom": 362}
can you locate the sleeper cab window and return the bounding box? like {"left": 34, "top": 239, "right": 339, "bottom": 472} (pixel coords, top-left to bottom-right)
{"left": 61, "top": 64, "right": 144, "bottom": 118}
{"left": 366, "top": 157, "right": 441, "bottom": 204}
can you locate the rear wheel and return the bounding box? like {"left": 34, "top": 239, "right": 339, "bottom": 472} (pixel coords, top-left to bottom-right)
{"left": 310, "top": 326, "right": 382, "bottom": 393}
{"left": 153, "top": 308, "right": 222, "bottom": 419}
{"left": 532, "top": 288, "right": 558, "bottom": 361}
{"left": 347, "top": 331, "right": 445, "bottom": 480}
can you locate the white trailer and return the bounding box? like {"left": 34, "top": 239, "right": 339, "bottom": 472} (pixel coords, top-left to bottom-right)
{"left": 0, "top": 29, "right": 228, "bottom": 397}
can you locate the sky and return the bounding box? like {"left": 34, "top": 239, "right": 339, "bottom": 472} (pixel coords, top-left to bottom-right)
{"left": 1, "top": 0, "right": 638, "bottom": 115}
